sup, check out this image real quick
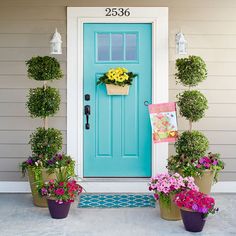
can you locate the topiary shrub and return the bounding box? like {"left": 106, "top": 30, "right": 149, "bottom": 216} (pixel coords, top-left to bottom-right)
{"left": 29, "top": 127, "right": 63, "bottom": 158}
{"left": 26, "top": 56, "right": 63, "bottom": 81}
{"left": 27, "top": 86, "right": 61, "bottom": 118}
{"left": 177, "top": 90, "right": 208, "bottom": 122}
{"left": 168, "top": 55, "right": 224, "bottom": 183}
{"left": 175, "top": 131, "right": 209, "bottom": 159}
{"left": 175, "top": 55, "right": 207, "bottom": 87}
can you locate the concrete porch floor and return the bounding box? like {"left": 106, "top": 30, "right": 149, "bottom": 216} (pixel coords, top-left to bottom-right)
{"left": 0, "top": 194, "right": 235, "bottom": 236}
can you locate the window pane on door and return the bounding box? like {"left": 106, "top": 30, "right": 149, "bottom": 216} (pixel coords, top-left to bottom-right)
{"left": 125, "top": 34, "right": 137, "bottom": 61}
{"left": 97, "top": 33, "right": 110, "bottom": 61}
{"left": 111, "top": 34, "right": 124, "bottom": 61}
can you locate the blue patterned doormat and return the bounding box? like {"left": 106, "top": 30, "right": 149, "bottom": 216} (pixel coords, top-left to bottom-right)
{"left": 78, "top": 193, "right": 156, "bottom": 208}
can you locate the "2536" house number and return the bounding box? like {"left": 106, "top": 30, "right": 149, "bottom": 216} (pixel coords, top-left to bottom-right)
{"left": 105, "top": 8, "right": 131, "bottom": 17}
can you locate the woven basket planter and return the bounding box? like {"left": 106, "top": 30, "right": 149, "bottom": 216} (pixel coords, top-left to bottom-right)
{"left": 106, "top": 84, "right": 129, "bottom": 95}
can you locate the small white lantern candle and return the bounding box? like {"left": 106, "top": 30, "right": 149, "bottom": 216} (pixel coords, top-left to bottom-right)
{"left": 176, "top": 32, "right": 187, "bottom": 55}
{"left": 50, "top": 28, "right": 62, "bottom": 54}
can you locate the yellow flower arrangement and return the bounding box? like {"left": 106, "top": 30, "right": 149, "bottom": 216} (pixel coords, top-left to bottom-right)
{"left": 97, "top": 67, "right": 136, "bottom": 87}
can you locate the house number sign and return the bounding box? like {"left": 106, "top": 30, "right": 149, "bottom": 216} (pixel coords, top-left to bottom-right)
{"left": 105, "top": 8, "right": 131, "bottom": 17}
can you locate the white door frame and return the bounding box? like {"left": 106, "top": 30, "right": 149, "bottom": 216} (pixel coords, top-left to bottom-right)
{"left": 67, "top": 7, "right": 169, "bottom": 192}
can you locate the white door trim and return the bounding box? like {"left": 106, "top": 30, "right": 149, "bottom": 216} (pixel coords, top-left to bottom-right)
{"left": 67, "top": 7, "right": 169, "bottom": 191}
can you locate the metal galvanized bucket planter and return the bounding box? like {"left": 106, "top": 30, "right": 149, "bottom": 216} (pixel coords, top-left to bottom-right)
{"left": 194, "top": 170, "right": 215, "bottom": 194}
{"left": 28, "top": 168, "right": 56, "bottom": 207}
{"left": 158, "top": 194, "right": 181, "bottom": 221}
{"left": 106, "top": 84, "right": 129, "bottom": 95}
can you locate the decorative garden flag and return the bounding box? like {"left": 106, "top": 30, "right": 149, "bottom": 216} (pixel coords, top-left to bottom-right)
{"left": 148, "top": 102, "right": 178, "bottom": 143}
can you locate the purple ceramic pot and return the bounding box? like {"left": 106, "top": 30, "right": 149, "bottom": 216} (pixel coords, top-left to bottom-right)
{"left": 180, "top": 209, "right": 206, "bottom": 232}
{"left": 47, "top": 199, "right": 71, "bottom": 219}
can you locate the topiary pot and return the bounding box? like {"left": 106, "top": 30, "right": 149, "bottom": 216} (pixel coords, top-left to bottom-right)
{"left": 47, "top": 199, "right": 71, "bottom": 219}
{"left": 159, "top": 194, "right": 181, "bottom": 221}
{"left": 194, "top": 170, "right": 215, "bottom": 194}
{"left": 180, "top": 208, "right": 206, "bottom": 232}
{"left": 28, "top": 168, "right": 46, "bottom": 207}
{"left": 28, "top": 168, "right": 56, "bottom": 207}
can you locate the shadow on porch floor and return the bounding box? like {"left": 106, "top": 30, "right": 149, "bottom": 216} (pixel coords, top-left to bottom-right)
{"left": 0, "top": 193, "right": 235, "bottom": 236}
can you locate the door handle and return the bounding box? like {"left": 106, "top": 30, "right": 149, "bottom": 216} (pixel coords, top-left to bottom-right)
{"left": 84, "top": 105, "right": 90, "bottom": 129}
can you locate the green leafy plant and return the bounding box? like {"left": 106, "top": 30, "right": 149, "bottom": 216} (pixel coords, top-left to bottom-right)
{"left": 168, "top": 154, "right": 200, "bottom": 177}
{"left": 27, "top": 86, "right": 61, "bottom": 118}
{"left": 168, "top": 56, "right": 225, "bottom": 183}
{"left": 20, "top": 155, "right": 43, "bottom": 177}
{"left": 97, "top": 67, "right": 137, "bottom": 86}
{"left": 195, "top": 153, "right": 225, "bottom": 183}
{"left": 40, "top": 168, "right": 83, "bottom": 204}
{"left": 177, "top": 90, "right": 208, "bottom": 122}
{"left": 175, "top": 55, "right": 207, "bottom": 87}
{"left": 45, "top": 153, "right": 75, "bottom": 177}
{"left": 175, "top": 131, "right": 209, "bottom": 160}
{"left": 26, "top": 56, "right": 63, "bottom": 81}
{"left": 29, "top": 127, "right": 63, "bottom": 158}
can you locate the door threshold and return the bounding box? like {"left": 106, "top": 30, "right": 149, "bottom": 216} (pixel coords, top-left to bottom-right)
{"left": 80, "top": 178, "right": 150, "bottom": 193}
{"left": 82, "top": 178, "right": 150, "bottom": 182}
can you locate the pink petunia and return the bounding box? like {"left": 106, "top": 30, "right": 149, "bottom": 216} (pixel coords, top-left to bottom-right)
{"left": 55, "top": 188, "right": 65, "bottom": 196}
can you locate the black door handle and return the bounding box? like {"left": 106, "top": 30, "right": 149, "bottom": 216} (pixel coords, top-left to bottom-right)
{"left": 84, "top": 105, "right": 90, "bottom": 129}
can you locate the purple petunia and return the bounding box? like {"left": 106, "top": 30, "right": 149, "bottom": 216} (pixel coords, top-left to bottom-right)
{"left": 200, "top": 207, "right": 208, "bottom": 214}
{"left": 26, "top": 158, "right": 33, "bottom": 165}
{"left": 192, "top": 203, "right": 198, "bottom": 211}
{"left": 212, "top": 160, "right": 218, "bottom": 165}
{"left": 199, "top": 158, "right": 205, "bottom": 164}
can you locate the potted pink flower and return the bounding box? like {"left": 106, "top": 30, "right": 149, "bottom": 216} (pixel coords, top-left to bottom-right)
{"left": 149, "top": 173, "right": 199, "bottom": 220}
{"left": 194, "top": 152, "right": 224, "bottom": 194}
{"left": 40, "top": 169, "right": 83, "bottom": 219}
{"left": 174, "top": 190, "right": 218, "bottom": 232}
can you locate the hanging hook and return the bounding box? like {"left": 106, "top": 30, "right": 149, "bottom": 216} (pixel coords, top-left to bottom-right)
{"left": 144, "top": 101, "right": 151, "bottom": 106}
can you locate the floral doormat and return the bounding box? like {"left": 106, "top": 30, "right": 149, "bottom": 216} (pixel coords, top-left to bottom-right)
{"left": 78, "top": 193, "right": 156, "bottom": 208}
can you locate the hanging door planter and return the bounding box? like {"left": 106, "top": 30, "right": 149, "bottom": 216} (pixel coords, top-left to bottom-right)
{"left": 106, "top": 84, "right": 130, "bottom": 95}
{"left": 97, "top": 67, "right": 137, "bottom": 96}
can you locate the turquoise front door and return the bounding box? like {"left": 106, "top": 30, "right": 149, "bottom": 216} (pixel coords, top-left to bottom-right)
{"left": 83, "top": 23, "right": 152, "bottom": 177}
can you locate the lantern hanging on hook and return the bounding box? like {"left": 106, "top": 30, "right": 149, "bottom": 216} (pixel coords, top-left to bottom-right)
{"left": 50, "top": 28, "right": 62, "bottom": 55}
{"left": 175, "top": 32, "right": 187, "bottom": 55}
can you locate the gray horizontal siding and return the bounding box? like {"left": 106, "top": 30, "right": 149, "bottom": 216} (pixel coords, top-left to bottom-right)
{"left": 0, "top": 89, "right": 66, "bottom": 102}
{"left": 0, "top": 131, "right": 66, "bottom": 144}
{"left": 0, "top": 0, "right": 235, "bottom": 182}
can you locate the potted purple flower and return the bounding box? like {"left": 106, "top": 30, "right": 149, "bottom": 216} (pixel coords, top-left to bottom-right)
{"left": 149, "top": 173, "right": 199, "bottom": 220}
{"left": 21, "top": 153, "right": 75, "bottom": 207}
{"left": 174, "top": 190, "right": 218, "bottom": 232}
{"left": 40, "top": 168, "right": 83, "bottom": 219}
{"left": 194, "top": 152, "right": 224, "bottom": 194}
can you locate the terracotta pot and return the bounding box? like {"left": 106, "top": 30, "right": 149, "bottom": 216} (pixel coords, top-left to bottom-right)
{"left": 27, "top": 168, "right": 57, "bottom": 207}
{"left": 180, "top": 208, "right": 206, "bottom": 232}
{"left": 159, "top": 194, "right": 181, "bottom": 221}
{"left": 47, "top": 199, "right": 71, "bottom": 219}
{"left": 194, "top": 170, "right": 215, "bottom": 194}
{"left": 106, "top": 84, "right": 129, "bottom": 95}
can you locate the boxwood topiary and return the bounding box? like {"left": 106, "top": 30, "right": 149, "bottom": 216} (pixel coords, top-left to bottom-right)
{"left": 175, "top": 55, "right": 207, "bottom": 87}
{"left": 27, "top": 86, "right": 61, "bottom": 118}
{"left": 177, "top": 90, "right": 208, "bottom": 122}
{"left": 26, "top": 56, "right": 63, "bottom": 81}
{"left": 29, "top": 127, "right": 63, "bottom": 158}
{"left": 175, "top": 131, "right": 209, "bottom": 159}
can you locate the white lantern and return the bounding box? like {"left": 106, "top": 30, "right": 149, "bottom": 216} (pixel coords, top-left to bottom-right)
{"left": 175, "top": 32, "right": 187, "bottom": 55}
{"left": 50, "top": 28, "right": 62, "bottom": 54}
